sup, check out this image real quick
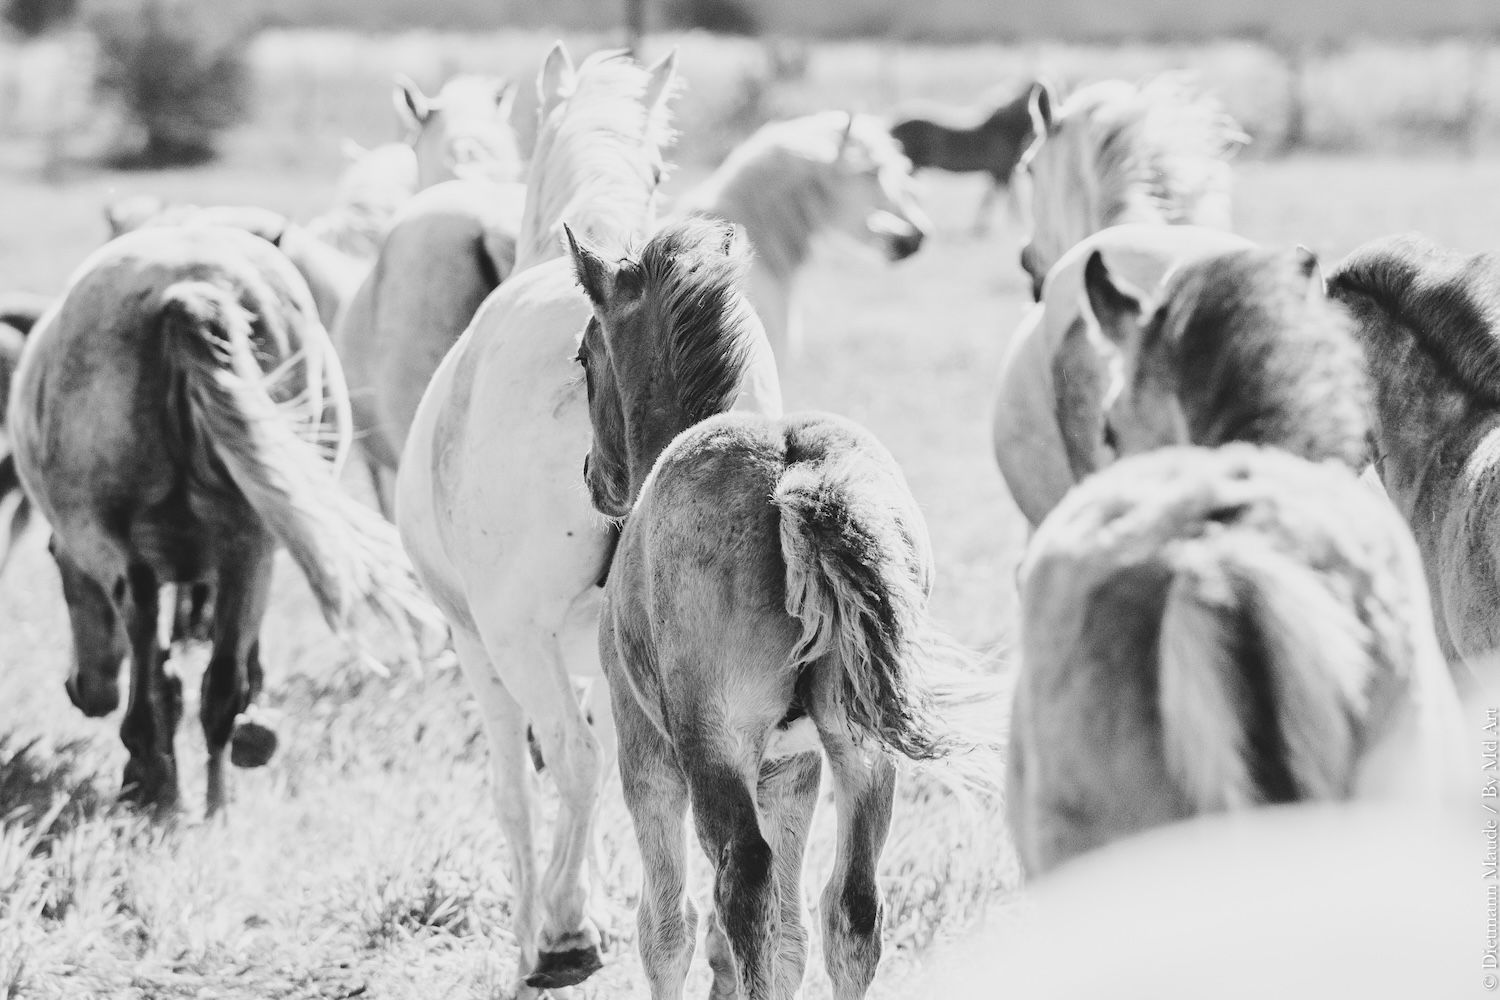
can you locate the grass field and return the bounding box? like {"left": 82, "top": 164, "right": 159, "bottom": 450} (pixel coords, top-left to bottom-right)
{"left": 3, "top": 49, "right": 1500, "bottom": 998}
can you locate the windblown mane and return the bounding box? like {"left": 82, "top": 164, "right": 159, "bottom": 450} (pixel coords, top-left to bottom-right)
{"left": 1059, "top": 75, "right": 1245, "bottom": 228}
{"left": 1327, "top": 234, "right": 1500, "bottom": 405}
{"left": 677, "top": 111, "right": 906, "bottom": 277}
{"left": 1146, "top": 248, "right": 1370, "bottom": 467}
{"left": 640, "top": 217, "right": 755, "bottom": 422}
{"left": 516, "top": 51, "right": 678, "bottom": 272}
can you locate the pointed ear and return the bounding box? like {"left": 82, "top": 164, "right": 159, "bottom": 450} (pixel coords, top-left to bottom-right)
{"left": 1294, "top": 244, "right": 1326, "bottom": 297}
{"left": 494, "top": 79, "right": 517, "bottom": 121}
{"left": 836, "top": 111, "right": 856, "bottom": 158}
{"left": 1083, "top": 250, "right": 1145, "bottom": 348}
{"left": 393, "top": 75, "right": 432, "bottom": 131}
{"left": 565, "top": 224, "right": 614, "bottom": 307}
{"left": 538, "top": 42, "right": 575, "bottom": 118}
{"left": 340, "top": 137, "right": 368, "bottom": 162}
{"left": 1027, "top": 80, "right": 1055, "bottom": 139}
{"left": 642, "top": 48, "right": 679, "bottom": 117}
{"left": 104, "top": 194, "right": 165, "bottom": 237}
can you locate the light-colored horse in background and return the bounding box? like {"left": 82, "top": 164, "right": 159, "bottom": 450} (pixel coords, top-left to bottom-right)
{"left": 396, "top": 46, "right": 697, "bottom": 995}
{"left": 8, "top": 225, "right": 433, "bottom": 815}
{"left": 569, "top": 216, "right": 1004, "bottom": 1000}
{"left": 1010, "top": 444, "right": 1463, "bottom": 874}
{"left": 675, "top": 111, "right": 930, "bottom": 362}
{"left": 394, "top": 73, "right": 524, "bottom": 188}
{"left": 992, "top": 224, "right": 1251, "bottom": 525}
{"left": 1014, "top": 75, "right": 1245, "bottom": 300}
{"left": 0, "top": 292, "right": 50, "bottom": 578}
{"left": 1328, "top": 234, "right": 1500, "bottom": 689}
{"left": 303, "top": 139, "right": 420, "bottom": 260}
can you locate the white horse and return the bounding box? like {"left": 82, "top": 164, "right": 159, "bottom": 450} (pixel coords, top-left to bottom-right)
{"left": 303, "top": 139, "right": 420, "bottom": 260}
{"left": 394, "top": 73, "right": 524, "bottom": 189}
{"left": 397, "top": 46, "right": 765, "bottom": 995}
{"left": 992, "top": 224, "right": 1252, "bottom": 525}
{"left": 675, "top": 111, "right": 930, "bottom": 361}
{"left": 1014, "top": 75, "right": 1244, "bottom": 300}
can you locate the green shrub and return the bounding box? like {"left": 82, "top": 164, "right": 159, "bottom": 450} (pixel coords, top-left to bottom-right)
{"left": 3, "top": 0, "right": 77, "bottom": 37}
{"left": 87, "top": 0, "right": 254, "bottom": 165}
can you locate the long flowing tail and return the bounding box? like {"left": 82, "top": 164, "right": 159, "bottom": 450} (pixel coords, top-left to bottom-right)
{"left": 157, "top": 281, "right": 438, "bottom": 662}
{"left": 1158, "top": 542, "right": 1371, "bottom": 811}
{"left": 774, "top": 459, "right": 1008, "bottom": 774}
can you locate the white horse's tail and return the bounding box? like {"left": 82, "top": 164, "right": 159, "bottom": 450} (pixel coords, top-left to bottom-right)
{"left": 157, "top": 281, "right": 438, "bottom": 659}
{"left": 774, "top": 460, "right": 1007, "bottom": 780}
{"left": 1158, "top": 542, "right": 1371, "bottom": 810}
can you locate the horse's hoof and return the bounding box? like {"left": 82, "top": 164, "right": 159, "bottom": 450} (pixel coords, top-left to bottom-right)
{"left": 523, "top": 946, "right": 604, "bottom": 990}
{"left": 120, "top": 760, "right": 181, "bottom": 816}
{"left": 230, "top": 716, "right": 279, "bottom": 768}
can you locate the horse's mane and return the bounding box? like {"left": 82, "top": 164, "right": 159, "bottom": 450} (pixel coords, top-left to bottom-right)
{"left": 1059, "top": 74, "right": 1245, "bottom": 228}
{"left": 677, "top": 112, "right": 903, "bottom": 276}
{"left": 1146, "top": 248, "right": 1369, "bottom": 467}
{"left": 640, "top": 217, "right": 755, "bottom": 422}
{"left": 1327, "top": 234, "right": 1500, "bottom": 405}
{"left": 515, "top": 51, "right": 677, "bottom": 272}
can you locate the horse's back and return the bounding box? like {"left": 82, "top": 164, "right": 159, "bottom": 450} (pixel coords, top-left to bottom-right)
{"left": 993, "top": 224, "right": 1255, "bottom": 525}
{"left": 338, "top": 177, "right": 525, "bottom": 467}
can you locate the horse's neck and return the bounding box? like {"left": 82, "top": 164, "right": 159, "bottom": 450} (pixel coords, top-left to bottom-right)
{"left": 687, "top": 156, "right": 820, "bottom": 283}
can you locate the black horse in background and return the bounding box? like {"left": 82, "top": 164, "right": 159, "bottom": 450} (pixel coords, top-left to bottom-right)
{"left": 891, "top": 82, "right": 1036, "bottom": 235}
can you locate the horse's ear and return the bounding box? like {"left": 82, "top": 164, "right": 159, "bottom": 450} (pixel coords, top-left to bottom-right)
{"left": 837, "top": 111, "right": 855, "bottom": 157}
{"left": 1294, "top": 244, "right": 1327, "bottom": 297}
{"left": 340, "top": 137, "right": 368, "bottom": 163}
{"left": 538, "top": 42, "right": 575, "bottom": 118}
{"left": 494, "top": 79, "right": 517, "bottom": 121}
{"left": 393, "top": 75, "right": 432, "bottom": 130}
{"left": 642, "top": 48, "right": 679, "bottom": 118}
{"left": 1027, "top": 80, "right": 1055, "bottom": 138}
{"left": 1083, "top": 249, "right": 1145, "bottom": 347}
{"left": 564, "top": 223, "right": 614, "bottom": 307}
{"left": 103, "top": 194, "right": 165, "bottom": 237}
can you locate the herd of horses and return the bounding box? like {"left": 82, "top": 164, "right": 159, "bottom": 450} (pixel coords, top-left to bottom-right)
{"left": 0, "top": 38, "right": 1481, "bottom": 998}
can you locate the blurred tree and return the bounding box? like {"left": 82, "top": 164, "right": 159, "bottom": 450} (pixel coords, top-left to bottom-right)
{"left": 664, "top": 0, "right": 758, "bottom": 36}
{"left": 87, "top": 0, "right": 253, "bottom": 165}
{"left": 3, "top": 0, "right": 77, "bottom": 36}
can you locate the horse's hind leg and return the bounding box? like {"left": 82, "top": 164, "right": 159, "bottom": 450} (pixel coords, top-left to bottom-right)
{"left": 449, "top": 625, "right": 544, "bottom": 998}
{"left": 813, "top": 715, "right": 897, "bottom": 1000}
{"left": 201, "top": 543, "right": 276, "bottom": 815}
{"left": 608, "top": 670, "right": 698, "bottom": 1000}
{"left": 119, "top": 563, "right": 181, "bottom": 811}
{"left": 759, "top": 751, "right": 822, "bottom": 999}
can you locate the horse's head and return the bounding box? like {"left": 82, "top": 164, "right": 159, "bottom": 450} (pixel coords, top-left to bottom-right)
{"left": 567, "top": 217, "right": 758, "bottom": 518}
{"left": 49, "top": 537, "right": 126, "bottom": 717}
{"left": 1014, "top": 79, "right": 1093, "bottom": 297}
{"left": 394, "top": 73, "right": 523, "bottom": 188}
{"left": 824, "top": 113, "right": 929, "bottom": 261}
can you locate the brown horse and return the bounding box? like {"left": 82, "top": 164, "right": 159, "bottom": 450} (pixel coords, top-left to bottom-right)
{"left": 8, "top": 225, "right": 433, "bottom": 815}
{"left": 569, "top": 217, "right": 1005, "bottom": 1000}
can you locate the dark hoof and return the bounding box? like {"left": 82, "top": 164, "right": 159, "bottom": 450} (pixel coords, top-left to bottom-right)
{"left": 64, "top": 674, "right": 120, "bottom": 718}
{"left": 120, "top": 759, "right": 180, "bottom": 815}
{"left": 523, "top": 946, "right": 604, "bottom": 990}
{"left": 527, "top": 725, "right": 546, "bottom": 773}
{"left": 230, "top": 717, "right": 278, "bottom": 768}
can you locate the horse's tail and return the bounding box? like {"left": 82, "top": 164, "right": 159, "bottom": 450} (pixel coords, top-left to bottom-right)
{"left": 157, "top": 280, "right": 438, "bottom": 661}
{"left": 1157, "top": 541, "right": 1370, "bottom": 811}
{"left": 774, "top": 459, "right": 1007, "bottom": 777}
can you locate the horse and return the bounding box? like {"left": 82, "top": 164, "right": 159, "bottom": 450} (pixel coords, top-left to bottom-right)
{"left": 393, "top": 73, "right": 524, "bottom": 189}
{"left": 567, "top": 215, "right": 1005, "bottom": 1000}
{"left": 991, "top": 224, "right": 1252, "bottom": 526}
{"left": 332, "top": 178, "right": 526, "bottom": 517}
{"left": 675, "top": 111, "right": 929, "bottom": 362}
{"left": 7, "top": 224, "right": 434, "bottom": 816}
{"left": 105, "top": 198, "right": 368, "bottom": 335}
{"left": 889, "top": 84, "right": 1034, "bottom": 235}
{"left": 0, "top": 292, "right": 48, "bottom": 577}
{"left": 302, "top": 139, "right": 420, "bottom": 260}
{"left": 1009, "top": 443, "right": 1464, "bottom": 875}
{"left": 1015, "top": 75, "right": 1245, "bottom": 300}
{"left": 1327, "top": 234, "right": 1500, "bottom": 686}
{"left": 395, "top": 46, "right": 701, "bottom": 994}
{"left": 1076, "top": 243, "right": 1368, "bottom": 469}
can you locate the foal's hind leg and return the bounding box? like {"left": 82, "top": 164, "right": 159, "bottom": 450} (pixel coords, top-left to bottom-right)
{"left": 608, "top": 670, "right": 698, "bottom": 1000}
{"left": 119, "top": 564, "right": 181, "bottom": 811}
{"left": 200, "top": 543, "right": 276, "bottom": 815}
{"left": 813, "top": 717, "right": 897, "bottom": 1000}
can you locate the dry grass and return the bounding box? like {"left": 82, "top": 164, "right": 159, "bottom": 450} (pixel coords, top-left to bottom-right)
{"left": 5, "top": 33, "right": 1500, "bottom": 995}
